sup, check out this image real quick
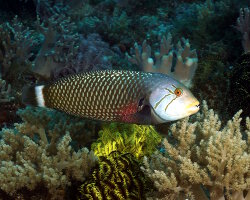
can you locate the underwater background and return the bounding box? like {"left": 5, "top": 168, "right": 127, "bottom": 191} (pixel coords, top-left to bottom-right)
{"left": 0, "top": 0, "right": 249, "bottom": 199}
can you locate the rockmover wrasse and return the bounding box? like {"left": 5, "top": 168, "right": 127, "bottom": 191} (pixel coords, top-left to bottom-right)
{"left": 22, "top": 70, "right": 200, "bottom": 124}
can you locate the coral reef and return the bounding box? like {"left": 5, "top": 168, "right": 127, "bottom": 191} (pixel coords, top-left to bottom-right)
{"left": 32, "top": 13, "right": 80, "bottom": 79}
{"left": 172, "top": 0, "right": 246, "bottom": 52}
{"left": 16, "top": 106, "right": 100, "bottom": 149}
{"left": 52, "top": 33, "right": 114, "bottom": 79}
{"left": 236, "top": 7, "right": 250, "bottom": 53}
{"left": 0, "top": 78, "right": 14, "bottom": 103}
{"left": 191, "top": 46, "right": 230, "bottom": 120}
{"left": 91, "top": 123, "right": 161, "bottom": 159}
{"left": 78, "top": 151, "right": 150, "bottom": 200}
{"left": 0, "top": 11, "right": 117, "bottom": 83}
{"left": 0, "top": 16, "right": 36, "bottom": 78}
{"left": 127, "top": 33, "right": 198, "bottom": 87}
{"left": 142, "top": 101, "right": 250, "bottom": 200}
{"left": 189, "top": 4, "right": 250, "bottom": 119}
{"left": 229, "top": 52, "right": 250, "bottom": 119}
{"left": 68, "top": 0, "right": 175, "bottom": 48}
{"left": 0, "top": 78, "right": 17, "bottom": 127}
{"left": 0, "top": 128, "right": 97, "bottom": 199}
{"left": 0, "top": 106, "right": 99, "bottom": 199}
{"left": 0, "top": 1, "right": 250, "bottom": 199}
{"left": 102, "top": 7, "right": 132, "bottom": 45}
{"left": 227, "top": 7, "right": 250, "bottom": 119}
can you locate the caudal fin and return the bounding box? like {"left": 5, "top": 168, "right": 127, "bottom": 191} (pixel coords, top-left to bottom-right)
{"left": 22, "top": 85, "right": 46, "bottom": 107}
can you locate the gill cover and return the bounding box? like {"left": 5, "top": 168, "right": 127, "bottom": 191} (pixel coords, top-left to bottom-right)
{"left": 149, "top": 83, "right": 199, "bottom": 123}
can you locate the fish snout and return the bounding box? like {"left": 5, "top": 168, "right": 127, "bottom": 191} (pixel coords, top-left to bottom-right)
{"left": 186, "top": 101, "right": 200, "bottom": 114}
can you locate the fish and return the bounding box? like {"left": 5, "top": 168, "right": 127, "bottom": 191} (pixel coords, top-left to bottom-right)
{"left": 22, "top": 70, "right": 200, "bottom": 124}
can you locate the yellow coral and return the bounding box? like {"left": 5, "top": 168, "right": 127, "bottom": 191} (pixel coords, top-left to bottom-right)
{"left": 91, "top": 123, "right": 162, "bottom": 159}
{"left": 78, "top": 151, "right": 148, "bottom": 200}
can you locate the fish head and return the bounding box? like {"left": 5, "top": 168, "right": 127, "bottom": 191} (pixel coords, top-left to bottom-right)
{"left": 149, "top": 77, "right": 200, "bottom": 123}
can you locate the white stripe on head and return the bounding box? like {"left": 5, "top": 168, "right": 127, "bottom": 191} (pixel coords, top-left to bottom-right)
{"left": 35, "top": 85, "right": 45, "bottom": 107}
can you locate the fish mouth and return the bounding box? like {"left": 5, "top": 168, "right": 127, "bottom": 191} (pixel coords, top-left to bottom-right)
{"left": 186, "top": 101, "right": 200, "bottom": 114}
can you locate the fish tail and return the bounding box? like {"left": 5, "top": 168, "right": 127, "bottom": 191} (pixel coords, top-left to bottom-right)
{"left": 22, "top": 85, "right": 46, "bottom": 107}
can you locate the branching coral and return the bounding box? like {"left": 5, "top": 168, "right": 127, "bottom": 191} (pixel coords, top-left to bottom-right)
{"left": 102, "top": 7, "right": 132, "bottom": 45}
{"left": 91, "top": 123, "right": 161, "bottom": 159}
{"left": 31, "top": 0, "right": 87, "bottom": 19}
{"left": 173, "top": 0, "right": 240, "bottom": 48}
{"left": 53, "top": 33, "right": 114, "bottom": 79}
{"left": 0, "top": 106, "right": 98, "bottom": 199}
{"left": 169, "top": 0, "right": 246, "bottom": 70}
{"left": 0, "top": 13, "right": 117, "bottom": 83}
{"left": 127, "top": 33, "right": 198, "bottom": 87}
{"left": 142, "top": 101, "right": 250, "bottom": 200}
{"left": 0, "top": 12, "right": 81, "bottom": 81}
{"left": 16, "top": 106, "right": 99, "bottom": 149}
{"left": 32, "top": 13, "right": 80, "bottom": 78}
{"left": 0, "top": 78, "right": 14, "bottom": 103}
{"left": 0, "top": 127, "right": 97, "bottom": 199}
{"left": 0, "top": 16, "right": 37, "bottom": 77}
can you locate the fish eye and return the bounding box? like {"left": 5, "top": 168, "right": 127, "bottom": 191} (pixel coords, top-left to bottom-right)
{"left": 174, "top": 88, "right": 183, "bottom": 97}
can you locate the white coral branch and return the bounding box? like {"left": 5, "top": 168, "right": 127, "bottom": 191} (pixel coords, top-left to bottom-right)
{"left": 127, "top": 33, "right": 198, "bottom": 88}
{"left": 143, "top": 101, "right": 250, "bottom": 199}
{"left": 0, "top": 126, "right": 97, "bottom": 199}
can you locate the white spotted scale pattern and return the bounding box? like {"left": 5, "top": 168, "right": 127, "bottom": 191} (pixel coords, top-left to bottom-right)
{"left": 43, "top": 70, "right": 153, "bottom": 121}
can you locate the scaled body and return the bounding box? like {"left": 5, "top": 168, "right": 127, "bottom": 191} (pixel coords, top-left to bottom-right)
{"left": 22, "top": 70, "right": 200, "bottom": 124}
